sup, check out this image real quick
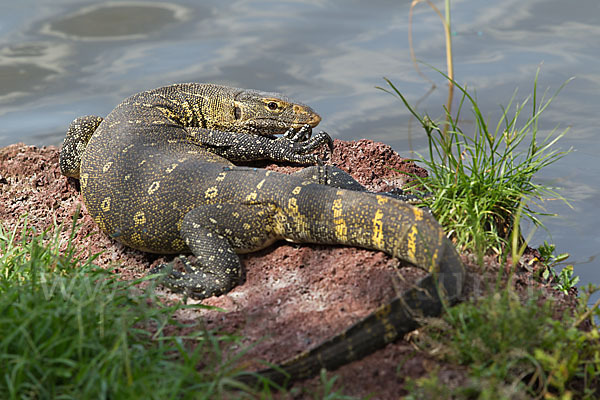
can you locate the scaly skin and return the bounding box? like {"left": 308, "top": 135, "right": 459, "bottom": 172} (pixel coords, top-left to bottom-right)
{"left": 59, "top": 83, "right": 465, "bottom": 387}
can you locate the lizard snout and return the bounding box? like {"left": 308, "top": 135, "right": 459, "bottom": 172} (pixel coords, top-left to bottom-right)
{"left": 308, "top": 113, "right": 321, "bottom": 127}
{"left": 292, "top": 104, "right": 321, "bottom": 127}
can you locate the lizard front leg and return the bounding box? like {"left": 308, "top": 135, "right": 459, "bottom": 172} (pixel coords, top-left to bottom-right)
{"left": 186, "top": 125, "right": 333, "bottom": 164}
{"left": 151, "top": 203, "right": 278, "bottom": 299}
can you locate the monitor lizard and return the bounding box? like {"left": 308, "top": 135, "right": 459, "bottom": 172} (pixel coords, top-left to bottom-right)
{"left": 59, "top": 83, "right": 465, "bottom": 387}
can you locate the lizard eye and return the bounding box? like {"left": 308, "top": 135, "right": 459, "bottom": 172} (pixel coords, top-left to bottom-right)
{"left": 267, "top": 102, "right": 278, "bottom": 111}
{"left": 234, "top": 106, "right": 242, "bottom": 119}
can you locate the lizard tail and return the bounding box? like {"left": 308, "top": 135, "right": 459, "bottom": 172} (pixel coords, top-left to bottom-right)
{"left": 236, "top": 191, "right": 465, "bottom": 387}
{"left": 59, "top": 115, "right": 104, "bottom": 178}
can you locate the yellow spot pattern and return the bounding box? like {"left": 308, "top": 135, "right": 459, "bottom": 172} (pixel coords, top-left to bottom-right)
{"left": 101, "top": 197, "right": 111, "bottom": 212}
{"left": 155, "top": 105, "right": 179, "bottom": 122}
{"left": 166, "top": 163, "right": 178, "bottom": 173}
{"left": 130, "top": 232, "right": 143, "bottom": 247}
{"left": 205, "top": 186, "right": 218, "bottom": 199}
{"left": 133, "top": 211, "right": 146, "bottom": 225}
{"left": 171, "top": 238, "right": 185, "bottom": 250}
{"left": 245, "top": 191, "right": 258, "bottom": 202}
{"left": 335, "top": 220, "right": 347, "bottom": 241}
{"left": 413, "top": 207, "right": 424, "bottom": 221}
{"left": 148, "top": 181, "right": 160, "bottom": 195}
{"left": 277, "top": 197, "right": 309, "bottom": 240}
{"left": 292, "top": 186, "right": 302, "bottom": 195}
{"left": 429, "top": 229, "right": 444, "bottom": 270}
{"left": 216, "top": 171, "right": 227, "bottom": 181}
{"left": 407, "top": 224, "right": 418, "bottom": 264}
{"left": 371, "top": 209, "right": 385, "bottom": 249}
{"left": 374, "top": 304, "right": 397, "bottom": 343}
{"left": 430, "top": 248, "right": 439, "bottom": 271}
{"left": 102, "top": 161, "right": 113, "bottom": 173}
{"left": 332, "top": 198, "right": 347, "bottom": 241}
{"left": 122, "top": 144, "right": 134, "bottom": 153}
{"left": 94, "top": 216, "right": 106, "bottom": 232}
{"left": 80, "top": 173, "right": 88, "bottom": 188}
{"left": 375, "top": 303, "right": 390, "bottom": 318}
{"left": 288, "top": 197, "right": 298, "bottom": 213}
{"left": 332, "top": 198, "right": 343, "bottom": 218}
{"left": 376, "top": 195, "right": 389, "bottom": 205}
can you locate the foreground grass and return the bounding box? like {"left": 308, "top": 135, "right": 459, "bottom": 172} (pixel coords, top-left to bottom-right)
{"left": 0, "top": 218, "right": 256, "bottom": 399}
{"left": 405, "top": 287, "right": 600, "bottom": 399}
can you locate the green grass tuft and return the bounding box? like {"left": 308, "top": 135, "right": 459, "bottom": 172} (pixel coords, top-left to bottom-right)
{"left": 379, "top": 69, "right": 572, "bottom": 263}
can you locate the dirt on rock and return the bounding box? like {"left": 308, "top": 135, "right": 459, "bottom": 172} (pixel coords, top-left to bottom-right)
{"left": 0, "top": 140, "right": 577, "bottom": 399}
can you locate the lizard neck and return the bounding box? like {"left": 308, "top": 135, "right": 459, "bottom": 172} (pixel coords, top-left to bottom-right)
{"left": 169, "top": 83, "right": 238, "bottom": 130}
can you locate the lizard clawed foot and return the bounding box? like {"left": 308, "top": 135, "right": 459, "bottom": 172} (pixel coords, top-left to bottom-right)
{"left": 149, "top": 255, "right": 187, "bottom": 281}
{"left": 273, "top": 129, "right": 334, "bottom": 165}
{"left": 148, "top": 255, "right": 234, "bottom": 299}
{"left": 309, "top": 130, "right": 334, "bottom": 164}
{"left": 316, "top": 130, "right": 334, "bottom": 162}
{"left": 282, "top": 124, "right": 313, "bottom": 142}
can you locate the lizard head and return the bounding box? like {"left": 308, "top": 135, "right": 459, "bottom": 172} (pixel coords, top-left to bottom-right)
{"left": 226, "top": 89, "right": 321, "bottom": 135}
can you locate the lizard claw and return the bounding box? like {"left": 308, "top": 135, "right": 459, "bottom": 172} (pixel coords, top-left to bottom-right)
{"left": 149, "top": 255, "right": 190, "bottom": 280}
{"left": 322, "top": 131, "right": 334, "bottom": 156}
{"left": 270, "top": 129, "right": 334, "bottom": 165}
{"left": 149, "top": 260, "right": 181, "bottom": 280}
{"left": 282, "top": 124, "right": 313, "bottom": 142}
{"left": 311, "top": 130, "right": 334, "bottom": 164}
{"left": 298, "top": 124, "right": 313, "bottom": 141}
{"left": 282, "top": 127, "right": 295, "bottom": 139}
